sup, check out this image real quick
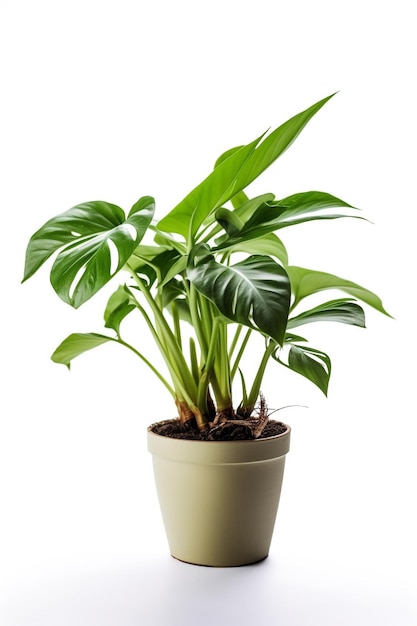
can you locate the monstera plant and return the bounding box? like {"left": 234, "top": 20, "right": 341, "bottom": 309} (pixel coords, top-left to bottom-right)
{"left": 22, "top": 93, "right": 389, "bottom": 438}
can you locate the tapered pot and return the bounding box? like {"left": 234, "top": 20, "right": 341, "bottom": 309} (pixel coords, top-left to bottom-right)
{"left": 147, "top": 422, "right": 290, "bottom": 567}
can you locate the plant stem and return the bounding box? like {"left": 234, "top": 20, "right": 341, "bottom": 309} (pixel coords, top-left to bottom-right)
{"left": 242, "top": 339, "right": 276, "bottom": 417}
{"left": 126, "top": 266, "right": 200, "bottom": 406}
{"left": 171, "top": 300, "right": 182, "bottom": 349}
{"left": 186, "top": 281, "right": 209, "bottom": 360}
{"left": 229, "top": 324, "right": 243, "bottom": 360}
{"left": 231, "top": 328, "right": 252, "bottom": 381}
{"left": 117, "top": 338, "right": 176, "bottom": 397}
{"left": 207, "top": 315, "right": 233, "bottom": 412}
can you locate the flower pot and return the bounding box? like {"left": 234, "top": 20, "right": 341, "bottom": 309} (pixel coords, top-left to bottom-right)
{"left": 147, "top": 422, "right": 291, "bottom": 567}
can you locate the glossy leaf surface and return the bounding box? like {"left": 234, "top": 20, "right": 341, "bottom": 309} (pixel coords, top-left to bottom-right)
{"left": 274, "top": 343, "right": 331, "bottom": 395}
{"left": 24, "top": 197, "right": 154, "bottom": 308}
{"left": 158, "top": 94, "right": 335, "bottom": 240}
{"left": 215, "top": 191, "right": 357, "bottom": 249}
{"left": 188, "top": 254, "right": 291, "bottom": 345}
{"left": 287, "top": 298, "right": 366, "bottom": 329}
{"left": 157, "top": 137, "right": 262, "bottom": 238}
{"left": 288, "top": 345, "right": 331, "bottom": 395}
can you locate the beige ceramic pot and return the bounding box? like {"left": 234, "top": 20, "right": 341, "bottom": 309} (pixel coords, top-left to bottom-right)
{"left": 147, "top": 422, "right": 290, "bottom": 567}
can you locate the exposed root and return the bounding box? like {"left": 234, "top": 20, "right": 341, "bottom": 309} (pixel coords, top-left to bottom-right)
{"left": 251, "top": 392, "right": 269, "bottom": 438}
{"left": 174, "top": 393, "right": 279, "bottom": 440}
{"left": 208, "top": 392, "right": 271, "bottom": 440}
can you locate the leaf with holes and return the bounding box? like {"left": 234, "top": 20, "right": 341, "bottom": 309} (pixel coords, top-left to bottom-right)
{"left": 187, "top": 254, "right": 291, "bottom": 345}
{"left": 23, "top": 197, "right": 154, "bottom": 308}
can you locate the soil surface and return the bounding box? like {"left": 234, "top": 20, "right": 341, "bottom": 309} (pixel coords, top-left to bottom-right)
{"left": 149, "top": 419, "right": 288, "bottom": 441}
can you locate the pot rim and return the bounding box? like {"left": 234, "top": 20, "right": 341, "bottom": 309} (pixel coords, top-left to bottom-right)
{"left": 147, "top": 420, "right": 291, "bottom": 464}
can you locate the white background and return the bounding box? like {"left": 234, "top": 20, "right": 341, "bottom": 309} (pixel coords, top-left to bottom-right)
{"left": 1, "top": 1, "right": 416, "bottom": 624}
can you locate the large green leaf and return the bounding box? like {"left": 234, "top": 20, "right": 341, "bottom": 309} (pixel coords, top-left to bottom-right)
{"left": 277, "top": 190, "right": 356, "bottom": 221}
{"left": 287, "top": 266, "right": 391, "bottom": 315}
{"left": 24, "top": 197, "right": 155, "bottom": 308}
{"left": 156, "top": 135, "right": 263, "bottom": 239}
{"left": 158, "top": 94, "right": 335, "bottom": 240}
{"left": 23, "top": 201, "right": 125, "bottom": 281}
{"left": 187, "top": 254, "right": 291, "bottom": 345}
{"left": 51, "top": 332, "right": 115, "bottom": 368}
{"left": 287, "top": 298, "right": 366, "bottom": 329}
{"left": 215, "top": 191, "right": 357, "bottom": 250}
{"left": 229, "top": 94, "right": 336, "bottom": 193}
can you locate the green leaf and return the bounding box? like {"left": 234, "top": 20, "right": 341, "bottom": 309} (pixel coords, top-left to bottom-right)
{"left": 274, "top": 344, "right": 331, "bottom": 395}
{"left": 284, "top": 332, "right": 308, "bottom": 343}
{"left": 170, "top": 298, "right": 191, "bottom": 324}
{"left": 188, "top": 254, "right": 291, "bottom": 345}
{"left": 129, "top": 244, "right": 171, "bottom": 266}
{"left": 233, "top": 193, "right": 276, "bottom": 222}
{"left": 104, "top": 285, "right": 137, "bottom": 335}
{"left": 160, "top": 255, "right": 188, "bottom": 286}
{"left": 157, "top": 94, "right": 335, "bottom": 240}
{"left": 288, "top": 345, "right": 331, "bottom": 395}
{"left": 224, "top": 233, "right": 289, "bottom": 266}
{"left": 161, "top": 278, "right": 186, "bottom": 308}
{"left": 287, "top": 266, "right": 391, "bottom": 315}
{"left": 51, "top": 332, "right": 114, "bottom": 368}
{"left": 23, "top": 201, "right": 126, "bottom": 281}
{"left": 215, "top": 207, "right": 244, "bottom": 237}
{"left": 30, "top": 197, "right": 155, "bottom": 308}
{"left": 157, "top": 135, "right": 263, "bottom": 239}
{"left": 287, "top": 298, "right": 366, "bottom": 329}
{"left": 216, "top": 191, "right": 357, "bottom": 249}
{"left": 206, "top": 193, "right": 275, "bottom": 244}
{"left": 214, "top": 145, "right": 243, "bottom": 169}
{"left": 276, "top": 190, "right": 357, "bottom": 223}
{"left": 229, "top": 94, "right": 336, "bottom": 193}
{"left": 130, "top": 247, "right": 185, "bottom": 287}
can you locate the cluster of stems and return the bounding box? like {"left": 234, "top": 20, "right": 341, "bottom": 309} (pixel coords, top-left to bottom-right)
{"left": 122, "top": 262, "right": 273, "bottom": 430}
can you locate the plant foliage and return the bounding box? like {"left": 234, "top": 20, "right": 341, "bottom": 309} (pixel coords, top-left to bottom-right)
{"left": 23, "top": 94, "right": 390, "bottom": 433}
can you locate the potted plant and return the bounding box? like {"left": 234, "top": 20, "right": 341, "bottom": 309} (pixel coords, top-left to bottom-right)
{"left": 22, "top": 93, "right": 389, "bottom": 567}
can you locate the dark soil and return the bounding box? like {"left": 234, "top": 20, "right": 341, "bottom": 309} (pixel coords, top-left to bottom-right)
{"left": 149, "top": 418, "right": 288, "bottom": 441}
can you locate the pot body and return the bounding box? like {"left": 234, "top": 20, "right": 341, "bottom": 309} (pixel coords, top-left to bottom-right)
{"left": 147, "top": 423, "right": 290, "bottom": 567}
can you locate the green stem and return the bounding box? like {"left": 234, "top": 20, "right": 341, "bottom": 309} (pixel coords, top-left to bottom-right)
{"left": 128, "top": 290, "right": 194, "bottom": 405}
{"left": 189, "top": 337, "right": 200, "bottom": 384}
{"left": 244, "top": 339, "right": 276, "bottom": 414}
{"left": 171, "top": 300, "right": 182, "bottom": 349}
{"left": 208, "top": 316, "right": 233, "bottom": 411}
{"left": 229, "top": 324, "right": 243, "bottom": 360}
{"left": 117, "top": 338, "right": 175, "bottom": 397}
{"left": 231, "top": 328, "right": 252, "bottom": 381}
{"left": 126, "top": 267, "right": 198, "bottom": 401}
{"left": 186, "top": 281, "right": 209, "bottom": 360}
